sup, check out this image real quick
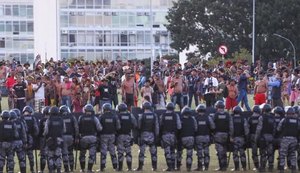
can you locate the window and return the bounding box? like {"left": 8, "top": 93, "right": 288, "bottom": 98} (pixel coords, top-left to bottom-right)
{"left": 5, "top": 5, "right": 11, "bottom": 16}
{"left": 0, "top": 5, "right": 4, "bottom": 16}
{"left": 61, "top": 34, "right": 68, "bottom": 46}
{"left": 86, "top": 31, "right": 95, "bottom": 46}
{"left": 0, "top": 22, "right": 4, "bottom": 32}
{"left": 95, "top": 0, "right": 102, "bottom": 8}
{"left": 96, "top": 31, "right": 103, "bottom": 46}
{"left": 27, "top": 21, "right": 33, "bottom": 32}
{"left": 145, "top": 31, "right": 151, "bottom": 45}
{"left": 60, "top": 12, "right": 68, "bottom": 27}
{"left": 77, "top": 0, "right": 85, "bottom": 8}
{"left": 77, "top": 31, "right": 86, "bottom": 46}
{"left": 20, "top": 21, "right": 26, "bottom": 32}
{"left": 69, "top": 34, "right": 76, "bottom": 43}
{"left": 5, "top": 21, "right": 12, "bottom": 32}
{"left": 27, "top": 5, "right": 33, "bottom": 18}
{"left": 19, "top": 5, "right": 26, "bottom": 17}
{"left": 0, "top": 38, "right": 5, "bottom": 48}
{"left": 112, "top": 31, "right": 119, "bottom": 46}
{"left": 120, "top": 31, "right": 128, "bottom": 46}
{"left": 86, "top": 0, "right": 94, "bottom": 8}
{"left": 103, "top": 0, "right": 111, "bottom": 8}
{"left": 13, "top": 21, "right": 20, "bottom": 34}
{"left": 137, "top": 31, "right": 144, "bottom": 46}
{"left": 129, "top": 31, "right": 136, "bottom": 46}
{"left": 104, "top": 31, "right": 111, "bottom": 46}
{"left": 95, "top": 13, "right": 103, "bottom": 26}
{"left": 13, "top": 5, "right": 19, "bottom": 16}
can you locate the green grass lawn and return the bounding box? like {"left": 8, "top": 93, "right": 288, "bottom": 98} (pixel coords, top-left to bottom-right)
{"left": 1, "top": 96, "right": 277, "bottom": 173}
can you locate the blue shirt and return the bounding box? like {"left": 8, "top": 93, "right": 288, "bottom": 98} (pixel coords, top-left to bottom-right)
{"left": 238, "top": 74, "right": 248, "bottom": 90}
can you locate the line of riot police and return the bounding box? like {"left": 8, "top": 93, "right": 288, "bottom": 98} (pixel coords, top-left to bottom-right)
{"left": 0, "top": 100, "right": 300, "bottom": 173}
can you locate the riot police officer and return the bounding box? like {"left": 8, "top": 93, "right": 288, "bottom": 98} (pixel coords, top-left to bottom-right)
{"left": 160, "top": 102, "right": 182, "bottom": 171}
{"left": 213, "top": 100, "right": 232, "bottom": 171}
{"left": 78, "top": 104, "right": 102, "bottom": 173}
{"left": 255, "top": 104, "right": 276, "bottom": 172}
{"left": 230, "top": 106, "right": 249, "bottom": 171}
{"left": 43, "top": 106, "right": 65, "bottom": 173}
{"left": 180, "top": 106, "right": 197, "bottom": 171}
{"left": 0, "top": 111, "right": 18, "bottom": 173}
{"left": 135, "top": 101, "right": 159, "bottom": 171}
{"left": 116, "top": 103, "right": 137, "bottom": 171}
{"left": 22, "top": 106, "right": 39, "bottom": 173}
{"left": 194, "top": 104, "right": 215, "bottom": 171}
{"left": 272, "top": 106, "right": 285, "bottom": 170}
{"left": 99, "top": 103, "right": 120, "bottom": 171}
{"left": 10, "top": 110, "right": 27, "bottom": 173}
{"left": 248, "top": 105, "right": 261, "bottom": 170}
{"left": 38, "top": 106, "right": 50, "bottom": 173}
{"left": 294, "top": 105, "right": 300, "bottom": 170}
{"left": 277, "top": 107, "right": 299, "bottom": 173}
{"left": 60, "top": 105, "right": 79, "bottom": 173}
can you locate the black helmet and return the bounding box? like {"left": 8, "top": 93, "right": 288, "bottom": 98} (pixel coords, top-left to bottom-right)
{"left": 116, "top": 103, "right": 127, "bottom": 112}
{"left": 262, "top": 104, "right": 272, "bottom": 113}
{"left": 196, "top": 104, "right": 206, "bottom": 113}
{"left": 286, "top": 107, "right": 295, "bottom": 115}
{"left": 181, "top": 106, "right": 192, "bottom": 115}
{"left": 142, "top": 101, "right": 152, "bottom": 110}
{"left": 42, "top": 106, "right": 50, "bottom": 115}
{"left": 1, "top": 110, "right": 10, "bottom": 119}
{"left": 22, "top": 106, "right": 34, "bottom": 115}
{"left": 102, "top": 103, "right": 112, "bottom": 112}
{"left": 215, "top": 100, "right": 225, "bottom": 109}
{"left": 166, "top": 102, "right": 175, "bottom": 111}
{"left": 293, "top": 106, "right": 300, "bottom": 114}
{"left": 83, "top": 104, "right": 94, "bottom": 114}
{"left": 272, "top": 106, "right": 284, "bottom": 116}
{"left": 12, "top": 108, "right": 21, "bottom": 117}
{"left": 49, "top": 106, "right": 59, "bottom": 116}
{"left": 9, "top": 110, "right": 17, "bottom": 120}
{"left": 233, "top": 106, "right": 243, "bottom": 114}
{"left": 59, "top": 105, "right": 70, "bottom": 115}
{"left": 252, "top": 105, "right": 261, "bottom": 114}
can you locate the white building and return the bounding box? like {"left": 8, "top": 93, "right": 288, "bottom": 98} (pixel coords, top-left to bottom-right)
{"left": 34, "top": 0, "right": 175, "bottom": 60}
{"left": 0, "top": 0, "right": 34, "bottom": 63}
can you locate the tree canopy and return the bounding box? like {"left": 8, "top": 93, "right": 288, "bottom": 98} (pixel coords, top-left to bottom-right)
{"left": 166, "top": 0, "right": 300, "bottom": 63}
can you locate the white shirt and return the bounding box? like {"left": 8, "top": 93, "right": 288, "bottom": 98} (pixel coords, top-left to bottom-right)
{"left": 204, "top": 77, "right": 218, "bottom": 94}
{"left": 33, "top": 83, "right": 45, "bottom": 100}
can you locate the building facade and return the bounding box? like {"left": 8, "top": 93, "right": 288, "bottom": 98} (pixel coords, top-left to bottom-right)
{"left": 0, "top": 0, "right": 34, "bottom": 63}
{"left": 58, "top": 0, "right": 175, "bottom": 61}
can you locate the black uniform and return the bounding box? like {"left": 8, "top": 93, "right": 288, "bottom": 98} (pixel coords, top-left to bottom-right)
{"left": 43, "top": 116, "right": 65, "bottom": 173}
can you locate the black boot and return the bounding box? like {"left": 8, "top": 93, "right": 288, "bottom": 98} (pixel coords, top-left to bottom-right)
{"left": 163, "top": 162, "right": 172, "bottom": 172}
{"left": 134, "top": 161, "right": 143, "bottom": 171}
{"left": 152, "top": 160, "right": 157, "bottom": 171}
{"left": 241, "top": 161, "right": 246, "bottom": 171}
{"left": 40, "top": 162, "right": 46, "bottom": 173}
{"left": 176, "top": 161, "right": 181, "bottom": 171}
{"left": 204, "top": 162, "right": 209, "bottom": 171}
{"left": 268, "top": 165, "right": 274, "bottom": 172}
{"left": 80, "top": 162, "right": 85, "bottom": 172}
{"left": 254, "top": 162, "right": 259, "bottom": 170}
{"left": 113, "top": 163, "right": 118, "bottom": 170}
{"left": 70, "top": 164, "right": 74, "bottom": 172}
{"left": 231, "top": 161, "right": 239, "bottom": 171}
{"left": 100, "top": 164, "right": 105, "bottom": 171}
{"left": 194, "top": 161, "right": 203, "bottom": 171}
{"left": 88, "top": 163, "right": 93, "bottom": 172}
{"left": 57, "top": 168, "right": 61, "bottom": 173}
{"left": 118, "top": 161, "right": 123, "bottom": 171}
{"left": 127, "top": 161, "right": 132, "bottom": 171}
{"left": 186, "top": 163, "right": 192, "bottom": 172}
{"left": 20, "top": 167, "right": 26, "bottom": 173}
{"left": 63, "top": 164, "right": 69, "bottom": 173}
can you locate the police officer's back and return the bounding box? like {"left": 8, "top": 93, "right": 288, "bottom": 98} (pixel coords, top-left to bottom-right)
{"left": 277, "top": 107, "right": 299, "bottom": 172}
{"left": 0, "top": 110, "right": 18, "bottom": 173}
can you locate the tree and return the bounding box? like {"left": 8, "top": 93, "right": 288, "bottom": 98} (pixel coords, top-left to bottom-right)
{"left": 166, "top": 0, "right": 300, "bottom": 64}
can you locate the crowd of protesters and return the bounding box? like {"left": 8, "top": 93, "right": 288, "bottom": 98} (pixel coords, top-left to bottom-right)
{"left": 0, "top": 55, "right": 296, "bottom": 113}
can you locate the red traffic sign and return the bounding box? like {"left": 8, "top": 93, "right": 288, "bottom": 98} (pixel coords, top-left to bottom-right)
{"left": 218, "top": 45, "right": 228, "bottom": 55}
